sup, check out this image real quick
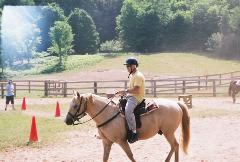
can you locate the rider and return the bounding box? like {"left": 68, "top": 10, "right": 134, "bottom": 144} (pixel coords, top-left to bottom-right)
{"left": 117, "top": 57, "right": 145, "bottom": 143}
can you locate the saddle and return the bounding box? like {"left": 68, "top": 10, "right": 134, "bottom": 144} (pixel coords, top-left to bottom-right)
{"left": 119, "top": 96, "right": 158, "bottom": 128}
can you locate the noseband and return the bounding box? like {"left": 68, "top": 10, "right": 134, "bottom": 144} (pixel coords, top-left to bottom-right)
{"left": 67, "top": 96, "right": 88, "bottom": 125}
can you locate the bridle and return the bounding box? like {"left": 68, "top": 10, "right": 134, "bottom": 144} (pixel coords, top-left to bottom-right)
{"left": 67, "top": 96, "right": 88, "bottom": 125}
{"left": 68, "top": 95, "right": 120, "bottom": 127}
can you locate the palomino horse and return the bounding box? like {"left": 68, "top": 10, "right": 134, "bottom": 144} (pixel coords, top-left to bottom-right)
{"left": 65, "top": 92, "right": 190, "bottom": 162}
{"left": 229, "top": 80, "right": 240, "bottom": 103}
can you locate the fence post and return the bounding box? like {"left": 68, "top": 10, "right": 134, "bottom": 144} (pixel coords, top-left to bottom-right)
{"left": 124, "top": 81, "right": 128, "bottom": 89}
{"left": 219, "top": 74, "right": 222, "bottom": 85}
{"left": 94, "top": 81, "right": 97, "bottom": 94}
{"left": 182, "top": 80, "right": 186, "bottom": 94}
{"left": 28, "top": 81, "right": 31, "bottom": 93}
{"left": 14, "top": 83, "right": 16, "bottom": 97}
{"left": 198, "top": 76, "right": 200, "bottom": 91}
{"left": 205, "top": 75, "right": 208, "bottom": 89}
{"left": 44, "top": 81, "right": 48, "bottom": 97}
{"left": 153, "top": 80, "right": 157, "bottom": 97}
{"left": 1, "top": 83, "right": 3, "bottom": 98}
{"left": 174, "top": 79, "right": 177, "bottom": 93}
{"left": 213, "top": 80, "right": 216, "bottom": 97}
{"left": 63, "top": 82, "right": 67, "bottom": 97}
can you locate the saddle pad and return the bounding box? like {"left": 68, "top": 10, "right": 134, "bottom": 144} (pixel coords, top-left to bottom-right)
{"left": 236, "top": 80, "right": 240, "bottom": 85}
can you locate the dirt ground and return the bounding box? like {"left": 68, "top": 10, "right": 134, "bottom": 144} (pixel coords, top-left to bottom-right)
{"left": 0, "top": 97, "right": 240, "bottom": 162}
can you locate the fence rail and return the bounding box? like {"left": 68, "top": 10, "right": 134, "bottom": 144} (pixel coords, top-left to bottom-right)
{"left": 1, "top": 71, "right": 240, "bottom": 98}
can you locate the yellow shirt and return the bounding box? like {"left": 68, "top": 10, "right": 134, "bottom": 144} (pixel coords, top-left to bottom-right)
{"left": 129, "top": 70, "right": 145, "bottom": 103}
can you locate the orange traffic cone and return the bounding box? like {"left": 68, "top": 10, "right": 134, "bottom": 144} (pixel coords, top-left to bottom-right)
{"left": 55, "top": 101, "right": 61, "bottom": 117}
{"left": 29, "top": 116, "right": 38, "bottom": 142}
{"left": 21, "top": 97, "right": 26, "bottom": 110}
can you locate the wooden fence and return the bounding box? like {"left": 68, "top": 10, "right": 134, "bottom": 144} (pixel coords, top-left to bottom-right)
{"left": 1, "top": 71, "right": 240, "bottom": 98}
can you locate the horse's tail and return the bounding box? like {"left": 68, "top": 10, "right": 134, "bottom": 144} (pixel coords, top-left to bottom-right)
{"left": 178, "top": 102, "right": 190, "bottom": 154}
{"left": 229, "top": 81, "right": 234, "bottom": 96}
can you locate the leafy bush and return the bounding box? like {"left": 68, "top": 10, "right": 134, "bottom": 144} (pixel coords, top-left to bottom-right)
{"left": 100, "top": 40, "right": 123, "bottom": 53}
{"left": 205, "top": 32, "right": 223, "bottom": 51}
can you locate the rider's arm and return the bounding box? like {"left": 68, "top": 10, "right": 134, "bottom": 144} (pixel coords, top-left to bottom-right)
{"left": 116, "top": 86, "right": 140, "bottom": 95}
{"left": 126, "top": 86, "right": 140, "bottom": 94}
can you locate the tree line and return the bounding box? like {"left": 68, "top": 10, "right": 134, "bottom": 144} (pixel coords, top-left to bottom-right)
{"left": 0, "top": 0, "right": 240, "bottom": 72}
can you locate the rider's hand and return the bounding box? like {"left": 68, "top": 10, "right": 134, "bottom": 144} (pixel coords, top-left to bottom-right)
{"left": 116, "top": 89, "right": 127, "bottom": 95}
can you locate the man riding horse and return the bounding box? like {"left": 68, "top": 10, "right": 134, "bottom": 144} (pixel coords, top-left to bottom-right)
{"left": 116, "top": 57, "right": 145, "bottom": 143}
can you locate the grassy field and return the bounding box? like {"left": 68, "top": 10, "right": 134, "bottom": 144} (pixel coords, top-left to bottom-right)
{"left": 0, "top": 111, "right": 69, "bottom": 150}
{"left": 94, "top": 53, "right": 240, "bottom": 76}
{"left": 5, "top": 52, "right": 240, "bottom": 79}
{"left": 0, "top": 105, "right": 95, "bottom": 151}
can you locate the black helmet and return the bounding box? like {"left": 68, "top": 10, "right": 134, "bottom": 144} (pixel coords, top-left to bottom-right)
{"left": 124, "top": 57, "right": 138, "bottom": 67}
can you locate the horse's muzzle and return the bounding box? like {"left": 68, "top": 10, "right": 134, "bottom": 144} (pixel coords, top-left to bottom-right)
{"left": 65, "top": 114, "right": 73, "bottom": 125}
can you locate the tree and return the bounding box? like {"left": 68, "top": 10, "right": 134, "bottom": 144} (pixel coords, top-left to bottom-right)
{"left": 92, "top": 0, "right": 123, "bottom": 42}
{"left": 68, "top": 8, "right": 99, "bottom": 54}
{"left": 116, "top": 0, "right": 170, "bottom": 52}
{"left": 38, "top": 3, "right": 66, "bottom": 51}
{"left": 0, "top": 0, "right": 35, "bottom": 8}
{"left": 48, "top": 20, "right": 73, "bottom": 65}
{"left": 190, "top": 0, "right": 221, "bottom": 49}
{"left": 34, "top": 0, "right": 123, "bottom": 43}
{"left": 0, "top": 8, "right": 3, "bottom": 75}
{"left": 164, "top": 0, "right": 192, "bottom": 50}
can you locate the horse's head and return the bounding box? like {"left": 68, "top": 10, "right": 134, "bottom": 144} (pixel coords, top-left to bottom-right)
{"left": 65, "top": 91, "right": 87, "bottom": 125}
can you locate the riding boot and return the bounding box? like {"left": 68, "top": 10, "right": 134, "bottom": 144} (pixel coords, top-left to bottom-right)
{"left": 128, "top": 130, "right": 138, "bottom": 143}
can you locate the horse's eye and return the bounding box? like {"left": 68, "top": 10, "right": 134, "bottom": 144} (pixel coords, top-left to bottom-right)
{"left": 74, "top": 105, "right": 78, "bottom": 109}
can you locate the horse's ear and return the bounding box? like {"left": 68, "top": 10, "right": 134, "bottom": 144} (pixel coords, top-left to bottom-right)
{"left": 77, "top": 92, "right": 80, "bottom": 98}
{"left": 73, "top": 90, "right": 76, "bottom": 96}
{"left": 89, "top": 94, "right": 94, "bottom": 103}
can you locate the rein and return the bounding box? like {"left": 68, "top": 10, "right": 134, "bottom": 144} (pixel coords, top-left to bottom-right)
{"left": 69, "top": 95, "right": 120, "bottom": 127}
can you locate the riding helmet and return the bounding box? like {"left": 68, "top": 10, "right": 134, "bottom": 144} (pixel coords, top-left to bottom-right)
{"left": 124, "top": 57, "right": 138, "bottom": 67}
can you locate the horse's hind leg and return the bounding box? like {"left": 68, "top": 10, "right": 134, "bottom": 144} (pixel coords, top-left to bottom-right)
{"left": 233, "top": 92, "right": 236, "bottom": 103}
{"left": 164, "top": 133, "right": 179, "bottom": 162}
{"left": 118, "top": 141, "right": 136, "bottom": 162}
{"left": 102, "top": 139, "right": 113, "bottom": 162}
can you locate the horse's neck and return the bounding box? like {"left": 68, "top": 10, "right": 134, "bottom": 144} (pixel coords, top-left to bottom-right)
{"left": 87, "top": 97, "right": 119, "bottom": 124}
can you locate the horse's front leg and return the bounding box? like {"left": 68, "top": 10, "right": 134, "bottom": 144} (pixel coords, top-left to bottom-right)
{"left": 118, "top": 141, "right": 136, "bottom": 162}
{"left": 102, "top": 139, "right": 113, "bottom": 162}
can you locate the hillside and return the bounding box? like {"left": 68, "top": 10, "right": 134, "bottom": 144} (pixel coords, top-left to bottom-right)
{"left": 8, "top": 52, "right": 240, "bottom": 81}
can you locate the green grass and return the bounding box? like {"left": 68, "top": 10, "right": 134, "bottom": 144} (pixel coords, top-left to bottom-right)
{"left": 95, "top": 53, "right": 240, "bottom": 77}
{"left": 65, "top": 55, "right": 105, "bottom": 71}
{"left": 24, "top": 103, "right": 69, "bottom": 113}
{"left": 0, "top": 109, "right": 94, "bottom": 151}
{"left": 0, "top": 112, "right": 62, "bottom": 150}
{"left": 15, "top": 91, "right": 45, "bottom": 99}
{"left": 6, "top": 52, "right": 240, "bottom": 79}
{"left": 6, "top": 54, "right": 105, "bottom": 78}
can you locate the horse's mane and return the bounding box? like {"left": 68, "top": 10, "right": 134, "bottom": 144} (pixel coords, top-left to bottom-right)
{"left": 85, "top": 93, "right": 117, "bottom": 106}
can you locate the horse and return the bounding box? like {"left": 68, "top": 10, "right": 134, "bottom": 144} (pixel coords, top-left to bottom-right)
{"left": 229, "top": 80, "right": 240, "bottom": 103}
{"left": 65, "top": 92, "right": 190, "bottom": 162}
